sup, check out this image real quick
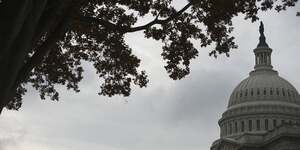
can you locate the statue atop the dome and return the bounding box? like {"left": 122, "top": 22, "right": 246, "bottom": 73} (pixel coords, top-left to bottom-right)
{"left": 259, "top": 21, "right": 264, "bottom": 36}
{"left": 257, "top": 21, "right": 269, "bottom": 47}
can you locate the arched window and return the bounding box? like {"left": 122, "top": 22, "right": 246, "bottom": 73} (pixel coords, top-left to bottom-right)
{"left": 257, "top": 120, "right": 261, "bottom": 131}
{"left": 265, "top": 119, "right": 269, "bottom": 130}
{"left": 235, "top": 122, "right": 238, "bottom": 133}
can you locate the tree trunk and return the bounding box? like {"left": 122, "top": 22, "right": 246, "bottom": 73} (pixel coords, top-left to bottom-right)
{"left": 0, "top": 0, "right": 47, "bottom": 113}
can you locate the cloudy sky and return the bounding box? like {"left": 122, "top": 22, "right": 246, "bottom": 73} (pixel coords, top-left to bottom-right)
{"left": 0, "top": 1, "right": 300, "bottom": 150}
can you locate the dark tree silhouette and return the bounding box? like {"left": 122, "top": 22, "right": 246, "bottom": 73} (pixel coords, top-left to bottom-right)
{"left": 0, "top": 0, "right": 298, "bottom": 112}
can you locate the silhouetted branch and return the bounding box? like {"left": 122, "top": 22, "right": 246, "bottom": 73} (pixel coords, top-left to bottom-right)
{"left": 77, "top": 2, "right": 193, "bottom": 33}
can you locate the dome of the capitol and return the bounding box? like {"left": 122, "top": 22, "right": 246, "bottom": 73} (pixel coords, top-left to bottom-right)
{"left": 227, "top": 23, "right": 300, "bottom": 108}
{"left": 216, "top": 22, "right": 300, "bottom": 140}
{"left": 228, "top": 69, "right": 300, "bottom": 107}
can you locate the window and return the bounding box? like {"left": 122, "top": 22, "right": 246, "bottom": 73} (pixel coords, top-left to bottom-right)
{"left": 249, "top": 120, "right": 252, "bottom": 131}
{"left": 257, "top": 120, "right": 261, "bottom": 131}
{"left": 273, "top": 119, "right": 277, "bottom": 128}
{"left": 270, "top": 88, "right": 273, "bottom": 95}
{"left": 281, "top": 120, "right": 285, "bottom": 125}
{"left": 265, "top": 119, "right": 269, "bottom": 130}
{"left": 245, "top": 89, "right": 248, "bottom": 96}
{"left": 241, "top": 121, "right": 245, "bottom": 132}
{"left": 229, "top": 123, "right": 232, "bottom": 134}
{"left": 235, "top": 122, "right": 238, "bottom": 133}
{"left": 276, "top": 88, "right": 280, "bottom": 95}
{"left": 251, "top": 88, "right": 254, "bottom": 96}
{"left": 264, "top": 88, "right": 266, "bottom": 95}
{"left": 282, "top": 89, "right": 285, "bottom": 96}
{"left": 257, "top": 89, "right": 260, "bottom": 95}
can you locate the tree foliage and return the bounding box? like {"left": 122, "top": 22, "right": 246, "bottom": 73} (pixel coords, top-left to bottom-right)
{"left": 0, "top": 0, "right": 298, "bottom": 111}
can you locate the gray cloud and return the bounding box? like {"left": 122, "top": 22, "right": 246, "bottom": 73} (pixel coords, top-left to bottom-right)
{"left": 0, "top": 3, "right": 300, "bottom": 150}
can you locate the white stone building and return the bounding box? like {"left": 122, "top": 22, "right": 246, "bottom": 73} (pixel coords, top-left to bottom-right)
{"left": 211, "top": 22, "right": 300, "bottom": 150}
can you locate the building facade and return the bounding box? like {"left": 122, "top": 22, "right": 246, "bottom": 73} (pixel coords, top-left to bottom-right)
{"left": 211, "top": 22, "right": 300, "bottom": 150}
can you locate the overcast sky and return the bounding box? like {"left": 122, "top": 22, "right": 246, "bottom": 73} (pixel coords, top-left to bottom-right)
{"left": 0, "top": 1, "right": 300, "bottom": 150}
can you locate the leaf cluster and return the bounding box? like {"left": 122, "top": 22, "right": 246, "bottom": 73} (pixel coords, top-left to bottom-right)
{"left": 6, "top": 0, "right": 298, "bottom": 110}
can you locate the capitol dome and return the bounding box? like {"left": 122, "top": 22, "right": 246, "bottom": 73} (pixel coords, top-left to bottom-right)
{"left": 228, "top": 69, "right": 300, "bottom": 107}
{"left": 217, "top": 22, "right": 300, "bottom": 139}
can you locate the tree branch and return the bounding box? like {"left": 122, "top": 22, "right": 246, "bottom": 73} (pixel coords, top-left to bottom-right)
{"left": 127, "top": 2, "right": 192, "bottom": 32}
{"left": 77, "top": 2, "right": 193, "bottom": 33}
{"left": 18, "top": 20, "right": 69, "bottom": 84}
{"left": 13, "top": 0, "right": 74, "bottom": 90}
